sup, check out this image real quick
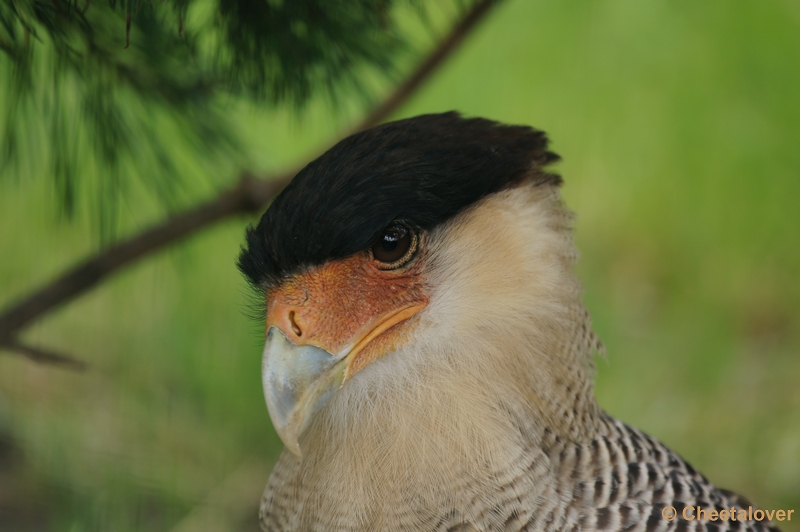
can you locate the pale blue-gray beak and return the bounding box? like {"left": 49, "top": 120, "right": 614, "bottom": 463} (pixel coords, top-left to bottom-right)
{"left": 261, "top": 326, "right": 347, "bottom": 456}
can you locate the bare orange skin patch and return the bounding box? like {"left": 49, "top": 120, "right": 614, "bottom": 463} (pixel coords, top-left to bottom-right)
{"left": 265, "top": 251, "right": 428, "bottom": 380}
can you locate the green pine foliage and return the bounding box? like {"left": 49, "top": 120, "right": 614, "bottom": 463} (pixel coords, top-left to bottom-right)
{"left": 0, "top": 0, "right": 431, "bottom": 233}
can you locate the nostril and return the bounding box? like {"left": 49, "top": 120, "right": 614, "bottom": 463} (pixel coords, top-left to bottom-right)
{"left": 288, "top": 311, "right": 302, "bottom": 337}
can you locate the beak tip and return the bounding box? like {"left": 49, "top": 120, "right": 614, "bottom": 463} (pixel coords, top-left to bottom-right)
{"left": 262, "top": 326, "right": 343, "bottom": 460}
{"left": 286, "top": 440, "right": 302, "bottom": 457}
{"left": 273, "top": 420, "right": 303, "bottom": 457}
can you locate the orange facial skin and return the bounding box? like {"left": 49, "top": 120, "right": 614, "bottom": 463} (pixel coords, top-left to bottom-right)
{"left": 265, "top": 250, "right": 428, "bottom": 381}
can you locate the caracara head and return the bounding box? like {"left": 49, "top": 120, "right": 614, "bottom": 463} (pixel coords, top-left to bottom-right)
{"left": 238, "top": 112, "right": 601, "bottom": 460}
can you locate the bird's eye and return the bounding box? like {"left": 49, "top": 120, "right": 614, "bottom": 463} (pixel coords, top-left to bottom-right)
{"left": 371, "top": 222, "right": 418, "bottom": 269}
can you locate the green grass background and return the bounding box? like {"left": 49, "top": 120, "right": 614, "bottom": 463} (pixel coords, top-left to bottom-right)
{"left": 1, "top": 0, "right": 799, "bottom": 530}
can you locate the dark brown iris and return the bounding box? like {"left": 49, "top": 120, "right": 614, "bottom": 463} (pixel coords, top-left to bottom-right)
{"left": 371, "top": 223, "right": 418, "bottom": 269}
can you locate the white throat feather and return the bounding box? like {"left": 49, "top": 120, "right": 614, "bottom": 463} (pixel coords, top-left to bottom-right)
{"left": 270, "top": 182, "right": 604, "bottom": 529}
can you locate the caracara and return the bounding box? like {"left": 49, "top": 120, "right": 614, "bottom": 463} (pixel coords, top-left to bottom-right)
{"left": 238, "top": 113, "right": 778, "bottom": 531}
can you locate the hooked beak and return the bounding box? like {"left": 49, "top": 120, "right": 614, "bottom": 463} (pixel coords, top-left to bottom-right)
{"left": 259, "top": 254, "right": 428, "bottom": 457}
{"left": 262, "top": 326, "right": 347, "bottom": 456}
{"left": 261, "top": 302, "right": 425, "bottom": 456}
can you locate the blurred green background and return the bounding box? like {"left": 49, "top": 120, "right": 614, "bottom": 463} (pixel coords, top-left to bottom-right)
{"left": 1, "top": 0, "right": 799, "bottom": 530}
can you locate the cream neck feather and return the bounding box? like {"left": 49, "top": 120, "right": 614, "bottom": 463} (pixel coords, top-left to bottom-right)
{"left": 290, "top": 182, "right": 602, "bottom": 528}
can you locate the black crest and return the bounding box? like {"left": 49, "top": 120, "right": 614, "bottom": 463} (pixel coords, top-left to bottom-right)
{"left": 238, "top": 112, "right": 561, "bottom": 290}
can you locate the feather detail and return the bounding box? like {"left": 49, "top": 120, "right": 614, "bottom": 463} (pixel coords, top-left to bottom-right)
{"left": 253, "top": 121, "right": 775, "bottom": 532}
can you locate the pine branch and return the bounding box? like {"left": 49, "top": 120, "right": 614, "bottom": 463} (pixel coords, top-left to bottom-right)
{"left": 0, "top": 174, "right": 286, "bottom": 339}
{"left": 355, "top": 0, "right": 499, "bottom": 135}
{"left": 0, "top": 0, "right": 503, "bottom": 369}
{"left": 0, "top": 339, "right": 87, "bottom": 370}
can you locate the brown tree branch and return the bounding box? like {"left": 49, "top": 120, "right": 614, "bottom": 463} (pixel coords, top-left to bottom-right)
{"left": 0, "top": 339, "right": 87, "bottom": 370}
{"left": 352, "top": 0, "right": 500, "bottom": 135}
{"left": 0, "top": 0, "right": 504, "bottom": 367}
{"left": 0, "top": 174, "right": 288, "bottom": 340}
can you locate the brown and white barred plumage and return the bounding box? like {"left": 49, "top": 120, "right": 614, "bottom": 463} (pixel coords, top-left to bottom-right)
{"left": 263, "top": 414, "right": 778, "bottom": 531}
{"left": 258, "top": 176, "right": 777, "bottom": 532}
